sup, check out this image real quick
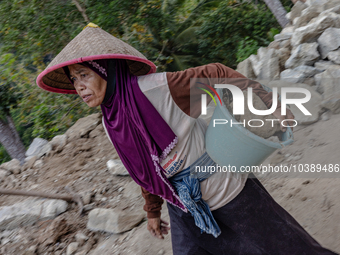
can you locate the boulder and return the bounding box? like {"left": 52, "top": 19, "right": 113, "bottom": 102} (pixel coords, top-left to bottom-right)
{"left": 65, "top": 113, "right": 102, "bottom": 141}
{"left": 256, "top": 48, "right": 280, "bottom": 80}
{"left": 305, "top": 0, "right": 328, "bottom": 6}
{"left": 314, "top": 60, "right": 337, "bottom": 71}
{"left": 323, "top": 0, "right": 340, "bottom": 10}
{"left": 317, "top": 27, "right": 340, "bottom": 59}
{"left": 327, "top": 49, "right": 340, "bottom": 64}
{"left": 87, "top": 208, "right": 145, "bottom": 234}
{"left": 305, "top": 0, "right": 340, "bottom": 9}
{"left": 294, "top": 6, "right": 321, "bottom": 28}
{"left": 25, "top": 138, "right": 48, "bottom": 158}
{"left": 106, "top": 159, "right": 129, "bottom": 176}
{"left": 0, "top": 159, "right": 21, "bottom": 175}
{"left": 75, "top": 232, "right": 89, "bottom": 246}
{"left": 285, "top": 42, "right": 319, "bottom": 69}
{"left": 264, "top": 80, "right": 323, "bottom": 124}
{"left": 277, "top": 48, "right": 291, "bottom": 72}
{"left": 322, "top": 4, "right": 340, "bottom": 15}
{"left": 274, "top": 33, "right": 293, "bottom": 42}
{"left": 49, "top": 134, "right": 67, "bottom": 151}
{"left": 268, "top": 41, "right": 280, "bottom": 50}
{"left": 66, "top": 242, "right": 79, "bottom": 255}
{"left": 37, "top": 143, "right": 52, "bottom": 158}
{"left": 291, "top": 12, "right": 340, "bottom": 47}
{"left": 0, "top": 169, "right": 9, "bottom": 181}
{"left": 21, "top": 156, "right": 37, "bottom": 172}
{"left": 280, "top": 65, "right": 323, "bottom": 83}
{"left": 321, "top": 98, "right": 340, "bottom": 114}
{"left": 0, "top": 199, "right": 68, "bottom": 230}
{"left": 290, "top": 1, "right": 308, "bottom": 21}
{"left": 319, "top": 65, "right": 340, "bottom": 99}
{"left": 249, "top": 54, "right": 261, "bottom": 77}
{"left": 281, "top": 26, "right": 295, "bottom": 34}
{"left": 280, "top": 39, "right": 292, "bottom": 50}
{"left": 236, "top": 58, "right": 256, "bottom": 79}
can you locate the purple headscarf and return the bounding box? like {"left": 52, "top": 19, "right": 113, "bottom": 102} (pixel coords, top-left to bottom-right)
{"left": 64, "top": 59, "right": 186, "bottom": 210}
{"left": 95, "top": 60, "right": 186, "bottom": 211}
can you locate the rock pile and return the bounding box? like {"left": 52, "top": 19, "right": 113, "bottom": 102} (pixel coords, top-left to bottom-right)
{"left": 237, "top": 0, "right": 340, "bottom": 124}
{"left": 0, "top": 113, "right": 158, "bottom": 254}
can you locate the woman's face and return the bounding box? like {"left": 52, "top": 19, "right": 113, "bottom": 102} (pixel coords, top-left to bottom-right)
{"left": 68, "top": 64, "right": 107, "bottom": 107}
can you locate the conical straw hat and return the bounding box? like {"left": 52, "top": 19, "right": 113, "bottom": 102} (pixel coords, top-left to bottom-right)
{"left": 36, "top": 23, "right": 157, "bottom": 94}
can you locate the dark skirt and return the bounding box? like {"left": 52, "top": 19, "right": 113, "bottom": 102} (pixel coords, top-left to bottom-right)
{"left": 167, "top": 176, "right": 338, "bottom": 255}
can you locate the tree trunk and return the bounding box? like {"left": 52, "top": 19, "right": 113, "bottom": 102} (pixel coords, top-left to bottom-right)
{"left": 263, "top": 0, "right": 289, "bottom": 28}
{"left": 0, "top": 115, "right": 26, "bottom": 164}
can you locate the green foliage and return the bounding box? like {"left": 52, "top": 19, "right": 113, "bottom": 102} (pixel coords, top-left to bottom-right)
{"left": 0, "top": 53, "right": 23, "bottom": 119}
{"left": 267, "top": 27, "right": 281, "bottom": 41}
{"left": 0, "top": 0, "right": 292, "bottom": 159}
{"left": 236, "top": 36, "right": 260, "bottom": 63}
{"left": 0, "top": 146, "right": 11, "bottom": 164}
{"left": 196, "top": 0, "right": 281, "bottom": 68}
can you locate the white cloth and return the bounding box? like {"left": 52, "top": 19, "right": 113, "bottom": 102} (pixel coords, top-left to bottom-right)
{"left": 137, "top": 72, "right": 248, "bottom": 210}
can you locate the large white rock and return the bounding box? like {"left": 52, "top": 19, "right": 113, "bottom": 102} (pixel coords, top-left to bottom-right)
{"left": 319, "top": 65, "right": 340, "bottom": 99}
{"left": 323, "top": 0, "right": 340, "bottom": 10}
{"left": 249, "top": 48, "right": 280, "bottom": 80}
{"left": 317, "top": 27, "right": 340, "bottom": 59}
{"left": 294, "top": 6, "right": 322, "bottom": 28}
{"left": 305, "top": 0, "right": 328, "bottom": 6}
{"left": 274, "top": 33, "right": 292, "bottom": 42}
{"left": 106, "top": 159, "right": 129, "bottom": 176}
{"left": 306, "top": 0, "right": 340, "bottom": 9}
{"left": 321, "top": 4, "right": 340, "bottom": 15}
{"left": 285, "top": 43, "right": 319, "bottom": 69}
{"left": 291, "top": 12, "right": 340, "bottom": 47}
{"left": 281, "top": 26, "right": 295, "bottom": 34}
{"left": 327, "top": 49, "right": 340, "bottom": 64}
{"left": 314, "top": 60, "right": 337, "bottom": 71}
{"left": 25, "top": 138, "right": 48, "bottom": 157}
{"left": 249, "top": 54, "right": 261, "bottom": 77}
{"left": 236, "top": 58, "right": 256, "bottom": 79}
{"left": 290, "top": 1, "right": 308, "bottom": 21}
{"left": 262, "top": 80, "right": 323, "bottom": 124}
{"left": 280, "top": 65, "right": 323, "bottom": 83}
{"left": 87, "top": 208, "right": 145, "bottom": 234}
{"left": 0, "top": 199, "right": 68, "bottom": 230}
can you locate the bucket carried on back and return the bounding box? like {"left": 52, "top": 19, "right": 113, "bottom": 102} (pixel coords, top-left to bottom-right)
{"left": 205, "top": 86, "right": 294, "bottom": 171}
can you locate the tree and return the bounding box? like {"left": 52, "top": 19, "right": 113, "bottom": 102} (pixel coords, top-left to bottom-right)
{"left": 262, "top": 0, "right": 289, "bottom": 27}
{"left": 0, "top": 0, "right": 292, "bottom": 163}
{"left": 196, "top": 0, "right": 282, "bottom": 68}
{"left": 0, "top": 54, "right": 26, "bottom": 163}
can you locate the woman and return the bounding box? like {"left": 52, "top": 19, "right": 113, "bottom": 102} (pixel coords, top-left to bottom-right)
{"left": 37, "top": 23, "right": 337, "bottom": 255}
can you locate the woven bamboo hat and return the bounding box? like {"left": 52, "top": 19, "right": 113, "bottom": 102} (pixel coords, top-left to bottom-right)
{"left": 36, "top": 23, "right": 157, "bottom": 94}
